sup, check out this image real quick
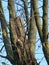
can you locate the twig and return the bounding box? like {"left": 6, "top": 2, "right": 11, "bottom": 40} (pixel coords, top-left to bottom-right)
{"left": 39, "top": 57, "right": 44, "bottom": 64}
{"left": 0, "top": 55, "right": 7, "bottom": 58}
{"left": 2, "top": 0, "right": 24, "bottom": 8}
{"left": 0, "top": 45, "right": 4, "bottom": 52}
{"left": 36, "top": 38, "right": 40, "bottom": 43}
{"left": 35, "top": 53, "right": 43, "bottom": 54}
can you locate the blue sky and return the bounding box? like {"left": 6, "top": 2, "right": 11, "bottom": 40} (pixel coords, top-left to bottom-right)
{"left": 0, "top": 0, "right": 49, "bottom": 65}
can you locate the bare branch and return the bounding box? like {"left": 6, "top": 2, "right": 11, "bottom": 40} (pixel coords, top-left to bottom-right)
{"left": 32, "top": 0, "right": 42, "bottom": 42}
{"left": 39, "top": 57, "right": 44, "bottom": 64}
{"left": 0, "top": 45, "right": 4, "bottom": 52}
{"left": 36, "top": 38, "right": 40, "bottom": 43}
{"left": 21, "top": 0, "right": 29, "bottom": 32}
{"left": 0, "top": 55, "right": 7, "bottom": 58}
{"left": 0, "top": 0, "right": 13, "bottom": 60}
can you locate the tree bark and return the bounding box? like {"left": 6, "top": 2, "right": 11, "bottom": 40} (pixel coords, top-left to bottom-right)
{"left": 0, "top": 0, "right": 14, "bottom": 62}
{"left": 42, "top": 0, "right": 49, "bottom": 64}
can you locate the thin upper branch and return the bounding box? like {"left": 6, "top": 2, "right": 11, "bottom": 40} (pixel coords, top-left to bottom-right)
{"left": 22, "top": 0, "right": 30, "bottom": 32}
{"left": 0, "top": 45, "right": 4, "bottom": 52}
{"left": 0, "top": 0, "right": 14, "bottom": 60}
{"left": 0, "top": 55, "right": 7, "bottom": 58}
{"left": 42, "top": 0, "right": 49, "bottom": 64}
{"left": 32, "top": 0, "right": 42, "bottom": 42}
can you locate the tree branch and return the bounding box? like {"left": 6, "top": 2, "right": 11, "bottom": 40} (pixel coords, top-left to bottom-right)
{"left": 0, "top": 0, "right": 13, "bottom": 60}
{"left": 0, "top": 55, "right": 7, "bottom": 58}
{"left": 32, "top": 0, "right": 42, "bottom": 42}
{"left": 0, "top": 45, "right": 4, "bottom": 52}
{"left": 42, "top": 0, "right": 49, "bottom": 64}
{"left": 22, "top": 0, "right": 30, "bottom": 32}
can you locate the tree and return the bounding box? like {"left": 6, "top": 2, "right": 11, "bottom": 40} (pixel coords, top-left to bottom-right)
{"left": 0, "top": 0, "right": 49, "bottom": 65}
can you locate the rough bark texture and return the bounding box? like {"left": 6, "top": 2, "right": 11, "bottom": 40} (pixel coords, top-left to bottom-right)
{"left": 0, "top": 0, "right": 49, "bottom": 65}
{"left": 0, "top": 0, "right": 14, "bottom": 62}
{"left": 32, "top": 0, "right": 42, "bottom": 41}
{"left": 42, "top": 0, "right": 49, "bottom": 64}
{"left": 8, "top": 0, "right": 38, "bottom": 65}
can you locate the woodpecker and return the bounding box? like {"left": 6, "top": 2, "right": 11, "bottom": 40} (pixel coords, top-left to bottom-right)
{"left": 16, "top": 38, "right": 23, "bottom": 48}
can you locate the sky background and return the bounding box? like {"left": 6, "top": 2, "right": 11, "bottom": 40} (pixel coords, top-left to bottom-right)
{"left": 0, "top": 0, "right": 49, "bottom": 65}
